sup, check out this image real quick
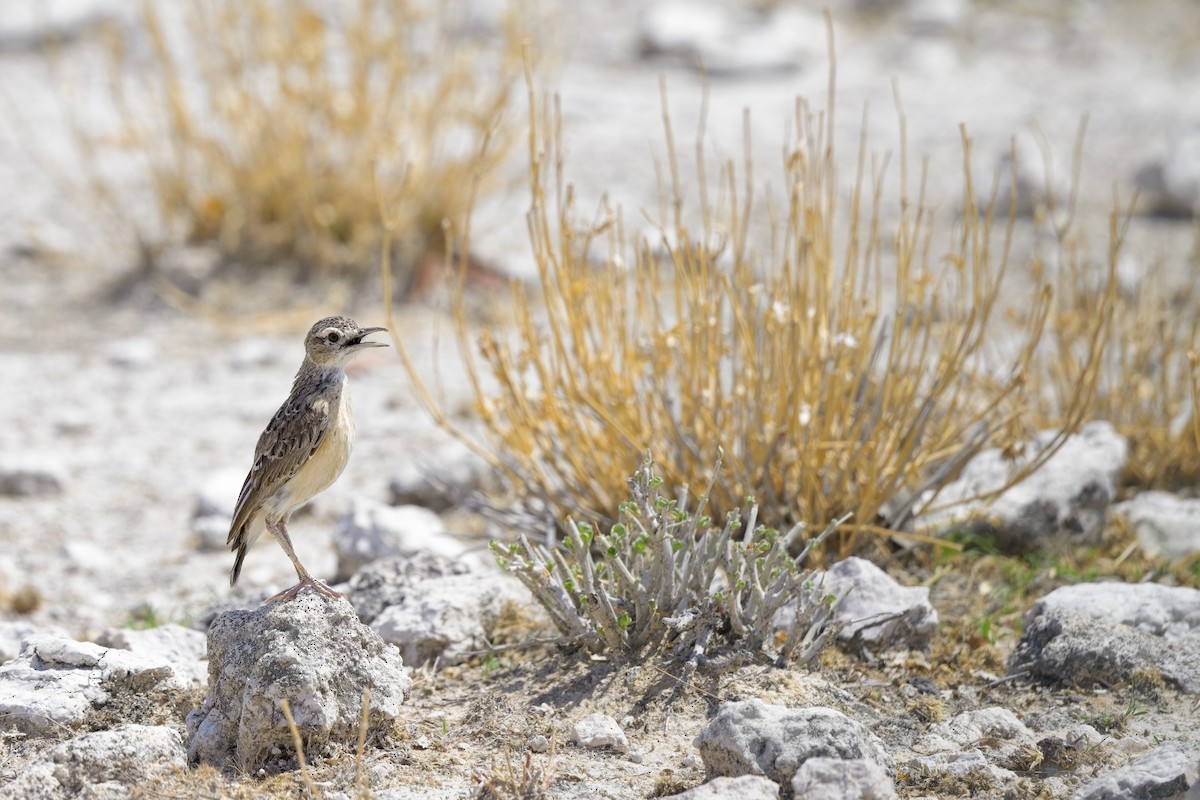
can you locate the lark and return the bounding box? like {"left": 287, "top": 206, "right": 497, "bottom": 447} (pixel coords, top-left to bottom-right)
{"left": 227, "top": 316, "right": 387, "bottom": 602}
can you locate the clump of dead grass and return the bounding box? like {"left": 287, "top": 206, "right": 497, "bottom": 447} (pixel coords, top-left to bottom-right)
{"left": 46, "top": 0, "right": 525, "bottom": 283}
{"left": 398, "top": 25, "right": 1118, "bottom": 557}
{"left": 1036, "top": 255, "right": 1200, "bottom": 490}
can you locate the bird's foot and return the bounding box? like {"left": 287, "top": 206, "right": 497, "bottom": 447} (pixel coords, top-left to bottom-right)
{"left": 266, "top": 576, "right": 346, "bottom": 603}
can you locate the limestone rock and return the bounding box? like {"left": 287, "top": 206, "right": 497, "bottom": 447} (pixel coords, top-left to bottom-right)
{"left": 917, "top": 707, "right": 1041, "bottom": 774}
{"left": 791, "top": 757, "right": 899, "bottom": 800}
{"left": 185, "top": 592, "right": 410, "bottom": 770}
{"left": 1009, "top": 608, "right": 1200, "bottom": 693}
{"left": 1072, "top": 742, "right": 1196, "bottom": 800}
{"left": 573, "top": 713, "right": 628, "bottom": 752}
{"left": 370, "top": 569, "right": 531, "bottom": 666}
{"left": 915, "top": 421, "right": 1127, "bottom": 553}
{"left": 1112, "top": 492, "right": 1200, "bottom": 558}
{"left": 0, "top": 635, "right": 185, "bottom": 735}
{"left": 4, "top": 724, "right": 185, "bottom": 799}
{"left": 332, "top": 497, "right": 457, "bottom": 581}
{"left": 190, "top": 467, "right": 246, "bottom": 551}
{"left": 694, "top": 699, "right": 893, "bottom": 788}
{"left": 387, "top": 439, "right": 490, "bottom": 511}
{"left": 812, "top": 557, "right": 937, "bottom": 652}
{"left": 347, "top": 552, "right": 474, "bottom": 625}
{"left": 1027, "top": 583, "right": 1200, "bottom": 642}
{"left": 0, "top": 620, "right": 69, "bottom": 664}
{"left": 95, "top": 623, "right": 209, "bottom": 689}
{"left": 0, "top": 454, "right": 66, "bottom": 497}
{"left": 663, "top": 775, "right": 781, "bottom": 799}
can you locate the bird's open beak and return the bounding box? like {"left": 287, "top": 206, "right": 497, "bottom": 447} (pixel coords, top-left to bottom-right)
{"left": 350, "top": 327, "right": 389, "bottom": 348}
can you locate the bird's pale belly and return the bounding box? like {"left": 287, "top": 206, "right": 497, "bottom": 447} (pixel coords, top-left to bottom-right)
{"left": 265, "top": 391, "right": 355, "bottom": 521}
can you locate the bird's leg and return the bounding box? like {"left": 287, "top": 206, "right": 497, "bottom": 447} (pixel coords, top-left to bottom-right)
{"left": 265, "top": 518, "right": 345, "bottom": 602}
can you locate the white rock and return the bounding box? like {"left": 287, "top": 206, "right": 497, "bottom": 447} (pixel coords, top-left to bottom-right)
{"left": 918, "top": 707, "right": 1040, "bottom": 769}
{"left": 1026, "top": 583, "right": 1200, "bottom": 643}
{"left": 0, "top": 635, "right": 185, "bottom": 735}
{"left": 0, "top": 454, "right": 66, "bottom": 497}
{"left": 1071, "top": 742, "right": 1196, "bottom": 800}
{"left": 6, "top": 724, "right": 183, "bottom": 799}
{"left": 370, "top": 571, "right": 532, "bottom": 666}
{"left": 638, "top": 1, "right": 815, "bottom": 75}
{"left": 904, "top": 0, "right": 967, "bottom": 35}
{"left": 811, "top": 557, "right": 937, "bottom": 651}
{"left": 906, "top": 750, "right": 1016, "bottom": 785}
{"left": 915, "top": 421, "right": 1127, "bottom": 553}
{"left": 0, "top": 620, "right": 69, "bottom": 664}
{"left": 105, "top": 337, "right": 157, "bottom": 368}
{"left": 192, "top": 466, "right": 246, "bottom": 521}
{"left": 1135, "top": 125, "right": 1200, "bottom": 217}
{"left": 573, "top": 713, "right": 629, "bottom": 752}
{"left": 186, "top": 593, "right": 410, "bottom": 770}
{"left": 332, "top": 497, "right": 457, "bottom": 581}
{"left": 190, "top": 467, "right": 247, "bottom": 551}
{"left": 1112, "top": 491, "right": 1200, "bottom": 558}
{"left": 663, "top": 775, "right": 781, "bottom": 799}
{"left": 95, "top": 624, "right": 209, "bottom": 689}
{"left": 388, "top": 439, "right": 491, "bottom": 511}
{"left": 694, "top": 699, "right": 894, "bottom": 788}
{"left": 791, "top": 757, "right": 899, "bottom": 800}
{"left": 1011, "top": 607, "right": 1200, "bottom": 693}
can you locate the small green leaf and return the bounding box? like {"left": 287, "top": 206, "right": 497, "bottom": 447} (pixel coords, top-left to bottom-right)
{"left": 617, "top": 613, "right": 632, "bottom": 629}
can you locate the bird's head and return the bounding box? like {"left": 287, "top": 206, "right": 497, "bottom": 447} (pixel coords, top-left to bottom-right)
{"left": 303, "top": 316, "right": 388, "bottom": 367}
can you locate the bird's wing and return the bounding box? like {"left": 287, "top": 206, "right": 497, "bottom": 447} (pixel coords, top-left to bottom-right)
{"left": 226, "top": 391, "right": 334, "bottom": 544}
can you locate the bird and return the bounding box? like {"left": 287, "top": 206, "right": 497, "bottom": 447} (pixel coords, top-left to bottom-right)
{"left": 227, "top": 316, "right": 387, "bottom": 602}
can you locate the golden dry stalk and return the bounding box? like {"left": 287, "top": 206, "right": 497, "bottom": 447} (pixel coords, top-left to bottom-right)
{"left": 408, "top": 58, "right": 1122, "bottom": 556}
{"left": 58, "top": 0, "right": 526, "bottom": 278}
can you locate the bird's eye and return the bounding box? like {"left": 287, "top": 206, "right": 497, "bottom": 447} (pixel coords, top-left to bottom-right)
{"left": 326, "top": 331, "right": 341, "bottom": 344}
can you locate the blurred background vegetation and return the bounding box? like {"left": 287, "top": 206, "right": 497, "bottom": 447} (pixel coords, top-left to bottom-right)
{"left": 8, "top": 0, "right": 1200, "bottom": 557}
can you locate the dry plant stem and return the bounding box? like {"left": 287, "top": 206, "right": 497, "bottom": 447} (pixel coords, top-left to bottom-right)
{"left": 40, "top": 0, "right": 524, "bottom": 278}
{"left": 279, "top": 699, "right": 322, "bottom": 800}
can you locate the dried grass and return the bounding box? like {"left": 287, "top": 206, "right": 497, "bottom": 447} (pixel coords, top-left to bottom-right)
{"left": 46, "top": 0, "right": 525, "bottom": 281}
{"left": 396, "top": 26, "right": 1118, "bottom": 556}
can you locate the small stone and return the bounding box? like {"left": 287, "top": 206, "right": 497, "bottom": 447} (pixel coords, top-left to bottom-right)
{"left": 94, "top": 624, "right": 209, "bottom": 689}
{"left": 915, "top": 421, "right": 1127, "bottom": 553}
{"left": 0, "top": 455, "right": 66, "bottom": 497}
{"left": 694, "top": 699, "right": 893, "bottom": 787}
{"left": 662, "top": 775, "right": 780, "bottom": 800}
{"left": 1009, "top": 608, "right": 1200, "bottom": 693}
{"left": 1112, "top": 492, "right": 1200, "bottom": 558}
{"left": 629, "top": 751, "right": 644, "bottom": 764}
{"left": 4, "top": 725, "right": 184, "bottom": 798}
{"left": 1071, "top": 742, "right": 1195, "bottom": 800}
{"left": 369, "top": 569, "right": 534, "bottom": 666}
{"left": 332, "top": 497, "right": 457, "bottom": 581}
{"left": 414, "top": 735, "right": 431, "bottom": 750}
{"left": 792, "top": 757, "right": 899, "bottom": 800}
{"left": 573, "top": 713, "right": 629, "bottom": 752}
{"left": 799, "top": 557, "right": 937, "bottom": 652}
{"left": 387, "top": 440, "right": 490, "bottom": 511}
{"left": 192, "top": 467, "right": 247, "bottom": 522}
{"left": 682, "top": 754, "right": 703, "bottom": 770}
{"left": 1027, "top": 583, "right": 1200, "bottom": 642}
{"left": 528, "top": 734, "right": 549, "bottom": 753}
{"left": 0, "top": 620, "right": 69, "bottom": 664}
{"left": 106, "top": 337, "right": 157, "bottom": 368}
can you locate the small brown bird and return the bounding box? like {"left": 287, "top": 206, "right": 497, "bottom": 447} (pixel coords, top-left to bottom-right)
{"left": 227, "top": 316, "right": 387, "bottom": 601}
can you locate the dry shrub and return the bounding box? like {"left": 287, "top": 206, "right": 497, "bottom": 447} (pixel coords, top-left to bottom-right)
{"left": 53, "top": 0, "right": 525, "bottom": 280}
{"left": 403, "top": 44, "right": 1120, "bottom": 556}
{"left": 1037, "top": 257, "right": 1200, "bottom": 490}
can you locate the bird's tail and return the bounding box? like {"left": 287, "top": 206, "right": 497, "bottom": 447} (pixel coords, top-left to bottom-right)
{"left": 230, "top": 535, "right": 248, "bottom": 587}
